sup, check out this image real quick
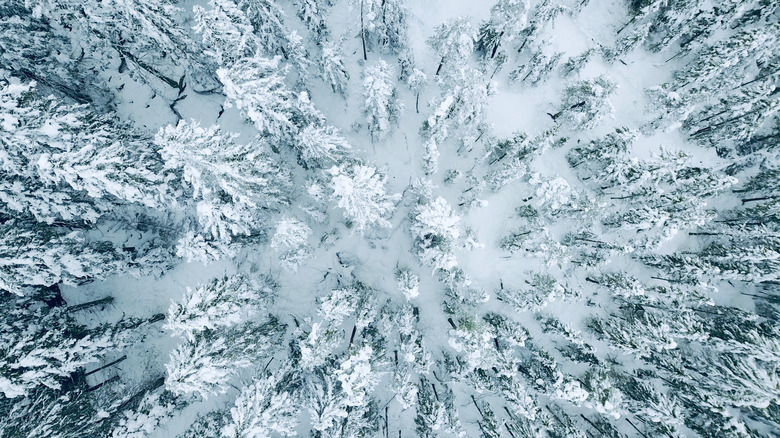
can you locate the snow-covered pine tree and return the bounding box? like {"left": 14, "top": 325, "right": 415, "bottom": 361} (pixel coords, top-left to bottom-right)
{"left": 271, "top": 217, "right": 312, "bottom": 270}
{"left": 0, "top": 8, "right": 100, "bottom": 105}
{"left": 110, "top": 389, "right": 183, "bottom": 438}
{"left": 410, "top": 194, "right": 461, "bottom": 274}
{"left": 353, "top": 0, "right": 410, "bottom": 56}
{"left": 414, "top": 376, "right": 448, "bottom": 437}
{"left": 165, "top": 318, "right": 285, "bottom": 399}
{"left": 406, "top": 68, "right": 428, "bottom": 113}
{"left": 427, "top": 17, "right": 477, "bottom": 76}
{"left": 295, "top": 124, "right": 352, "bottom": 169}
{"left": 362, "top": 59, "right": 401, "bottom": 141}
{"left": 476, "top": 0, "right": 530, "bottom": 60}
{"left": 193, "top": 0, "right": 259, "bottom": 67}
{"left": 421, "top": 67, "right": 493, "bottom": 173}
{"left": 164, "top": 275, "right": 270, "bottom": 340}
{"left": 29, "top": 0, "right": 214, "bottom": 94}
{"left": 395, "top": 268, "right": 420, "bottom": 300}
{"left": 156, "top": 120, "right": 292, "bottom": 261}
{"left": 0, "top": 295, "right": 112, "bottom": 398}
{"left": 0, "top": 80, "right": 169, "bottom": 224}
{"left": 238, "top": 0, "right": 290, "bottom": 59}
{"left": 165, "top": 336, "right": 243, "bottom": 399}
{"left": 217, "top": 55, "right": 321, "bottom": 144}
{"left": 336, "top": 344, "right": 380, "bottom": 407}
{"left": 0, "top": 385, "right": 106, "bottom": 437}
{"left": 486, "top": 128, "right": 562, "bottom": 191}
{"left": 510, "top": 48, "right": 563, "bottom": 85}
{"left": 0, "top": 220, "right": 126, "bottom": 296}
{"left": 557, "top": 76, "right": 617, "bottom": 130}
{"left": 319, "top": 41, "right": 350, "bottom": 96}
{"left": 327, "top": 163, "right": 399, "bottom": 232}
{"left": 298, "top": 0, "right": 329, "bottom": 41}
{"left": 221, "top": 373, "right": 299, "bottom": 438}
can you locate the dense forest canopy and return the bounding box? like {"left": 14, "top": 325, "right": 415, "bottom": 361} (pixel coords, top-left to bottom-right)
{"left": 1, "top": 0, "right": 780, "bottom": 436}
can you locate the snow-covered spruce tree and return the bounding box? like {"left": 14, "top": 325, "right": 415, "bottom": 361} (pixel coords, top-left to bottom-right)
{"left": 509, "top": 48, "right": 563, "bottom": 85}
{"left": 395, "top": 268, "right": 420, "bottom": 300}
{"left": 221, "top": 373, "right": 299, "bottom": 438}
{"left": 0, "top": 80, "right": 169, "bottom": 224}
{"left": 193, "top": 0, "right": 260, "bottom": 67}
{"left": 0, "top": 8, "right": 101, "bottom": 105}
{"left": 410, "top": 193, "right": 461, "bottom": 274}
{"left": 476, "top": 0, "right": 531, "bottom": 60}
{"left": 427, "top": 17, "right": 477, "bottom": 76}
{"left": 217, "top": 55, "right": 321, "bottom": 144}
{"left": 164, "top": 275, "right": 270, "bottom": 341}
{"left": 485, "top": 128, "right": 562, "bottom": 191}
{"left": 0, "top": 384, "right": 107, "bottom": 437}
{"left": 28, "top": 0, "right": 215, "bottom": 94}
{"left": 0, "top": 221, "right": 125, "bottom": 296}
{"left": 271, "top": 216, "right": 312, "bottom": 271}
{"left": 362, "top": 59, "right": 401, "bottom": 141}
{"left": 352, "top": 0, "right": 410, "bottom": 56}
{"left": 298, "top": 0, "right": 329, "bottom": 41}
{"left": 156, "top": 120, "right": 292, "bottom": 262}
{"left": 319, "top": 41, "right": 350, "bottom": 96}
{"left": 421, "top": 67, "right": 493, "bottom": 173}
{"left": 0, "top": 295, "right": 112, "bottom": 398}
{"left": 238, "top": 0, "right": 291, "bottom": 59}
{"left": 295, "top": 124, "right": 352, "bottom": 169}
{"left": 327, "top": 163, "right": 399, "bottom": 232}
{"left": 110, "top": 389, "right": 183, "bottom": 438}
{"left": 556, "top": 76, "right": 617, "bottom": 130}
{"left": 165, "top": 318, "right": 285, "bottom": 399}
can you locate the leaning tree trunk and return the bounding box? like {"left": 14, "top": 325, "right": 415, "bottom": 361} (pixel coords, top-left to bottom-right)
{"left": 360, "top": 0, "right": 368, "bottom": 60}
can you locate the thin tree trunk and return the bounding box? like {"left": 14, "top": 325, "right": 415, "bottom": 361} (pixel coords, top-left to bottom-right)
{"left": 471, "top": 395, "right": 486, "bottom": 416}
{"left": 384, "top": 406, "right": 389, "bottom": 438}
{"left": 67, "top": 296, "right": 114, "bottom": 313}
{"left": 349, "top": 325, "right": 357, "bottom": 346}
{"left": 360, "top": 0, "right": 368, "bottom": 61}
{"left": 88, "top": 375, "right": 119, "bottom": 392}
{"left": 742, "top": 195, "right": 780, "bottom": 204}
{"left": 625, "top": 417, "right": 650, "bottom": 438}
{"left": 85, "top": 355, "right": 127, "bottom": 377}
